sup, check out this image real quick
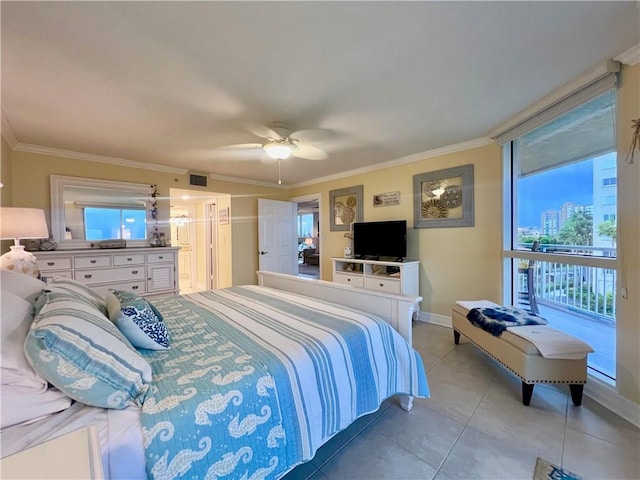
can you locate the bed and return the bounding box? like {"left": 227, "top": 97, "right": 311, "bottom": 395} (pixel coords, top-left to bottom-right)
{"left": 1, "top": 270, "right": 429, "bottom": 479}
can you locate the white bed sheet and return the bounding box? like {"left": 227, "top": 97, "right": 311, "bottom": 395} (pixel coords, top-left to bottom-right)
{"left": 1, "top": 401, "right": 146, "bottom": 479}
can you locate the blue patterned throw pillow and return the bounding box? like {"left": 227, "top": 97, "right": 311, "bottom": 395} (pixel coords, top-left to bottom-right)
{"left": 24, "top": 291, "right": 152, "bottom": 409}
{"left": 106, "top": 289, "right": 170, "bottom": 350}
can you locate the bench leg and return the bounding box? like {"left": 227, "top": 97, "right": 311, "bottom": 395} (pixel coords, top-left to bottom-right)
{"left": 453, "top": 330, "right": 460, "bottom": 345}
{"left": 522, "top": 382, "right": 534, "bottom": 406}
{"left": 569, "top": 384, "right": 584, "bottom": 406}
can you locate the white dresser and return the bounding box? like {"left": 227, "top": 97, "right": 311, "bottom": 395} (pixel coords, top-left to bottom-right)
{"left": 331, "top": 257, "right": 419, "bottom": 296}
{"left": 35, "top": 247, "right": 179, "bottom": 297}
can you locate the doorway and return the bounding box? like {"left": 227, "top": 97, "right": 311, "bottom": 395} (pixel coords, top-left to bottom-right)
{"left": 292, "top": 193, "right": 321, "bottom": 280}
{"left": 170, "top": 188, "right": 233, "bottom": 293}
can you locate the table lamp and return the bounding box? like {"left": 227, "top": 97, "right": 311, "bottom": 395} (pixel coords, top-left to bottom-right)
{"left": 0, "top": 207, "right": 49, "bottom": 277}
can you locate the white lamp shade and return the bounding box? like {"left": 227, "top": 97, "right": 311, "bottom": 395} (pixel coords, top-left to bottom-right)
{"left": 0, "top": 207, "right": 49, "bottom": 277}
{"left": 0, "top": 208, "right": 49, "bottom": 241}
{"left": 264, "top": 142, "right": 295, "bottom": 160}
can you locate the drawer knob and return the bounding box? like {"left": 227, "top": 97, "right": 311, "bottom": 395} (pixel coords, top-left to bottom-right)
{"left": 132, "top": 270, "right": 139, "bottom": 275}
{"left": 379, "top": 283, "right": 384, "bottom": 287}
{"left": 158, "top": 256, "right": 164, "bottom": 259}
{"left": 132, "top": 285, "right": 138, "bottom": 290}
{"left": 347, "top": 278, "right": 351, "bottom": 282}
{"left": 47, "top": 262, "right": 55, "bottom": 266}
{"left": 84, "top": 274, "right": 92, "bottom": 279}
{"left": 127, "top": 257, "right": 133, "bottom": 261}
{"left": 90, "top": 260, "right": 97, "bottom": 264}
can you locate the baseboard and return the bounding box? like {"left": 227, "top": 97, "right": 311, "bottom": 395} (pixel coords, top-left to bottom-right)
{"left": 584, "top": 374, "right": 640, "bottom": 428}
{"left": 416, "top": 310, "right": 451, "bottom": 328}
{"left": 417, "top": 311, "right": 640, "bottom": 428}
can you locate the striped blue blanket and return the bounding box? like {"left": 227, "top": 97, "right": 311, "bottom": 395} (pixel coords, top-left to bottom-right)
{"left": 141, "top": 286, "right": 429, "bottom": 480}
{"left": 466, "top": 306, "right": 548, "bottom": 336}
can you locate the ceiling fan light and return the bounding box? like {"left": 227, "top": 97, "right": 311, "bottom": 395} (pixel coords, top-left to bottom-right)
{"left": 264, "top": 142, "right": 294, "bottom": 160}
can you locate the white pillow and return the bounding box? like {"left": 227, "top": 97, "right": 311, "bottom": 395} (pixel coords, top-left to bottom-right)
{"left": 1, "top": 291, "right": 47, "bottom": 391}
{"left": 1, "top": 270, "right": 46, "bottom": 304}
{"left": 1, "top": 385, "right": 71, "bottom": 429}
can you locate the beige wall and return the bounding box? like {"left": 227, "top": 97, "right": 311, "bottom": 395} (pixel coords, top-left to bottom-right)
{"left": 1, "top": 137, "right": 12, "bottom": 207}
{"left": 615, "top": 62, "right": 640, "bottom": 403}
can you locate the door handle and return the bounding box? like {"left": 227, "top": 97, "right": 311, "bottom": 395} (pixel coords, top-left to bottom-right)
{"left": 259, "top": 251, "right": 269, "bottom": 255}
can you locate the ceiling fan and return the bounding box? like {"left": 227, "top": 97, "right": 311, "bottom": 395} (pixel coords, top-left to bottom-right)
{"left": 222, "top": 121, "right": 332, "bottom": 161}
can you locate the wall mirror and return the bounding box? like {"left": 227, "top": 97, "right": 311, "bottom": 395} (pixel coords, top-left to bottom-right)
{"left": 50, "top": 175, "right": 153, "bottom": 248}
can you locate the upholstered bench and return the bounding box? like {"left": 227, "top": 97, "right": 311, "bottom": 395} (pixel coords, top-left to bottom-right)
{"left": 452, "top": 300, "right": 593, "bottom": 406}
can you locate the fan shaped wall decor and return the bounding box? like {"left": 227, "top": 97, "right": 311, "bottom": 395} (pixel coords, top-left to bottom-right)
{"left": 413, "top": 165, "right": 474, "bottom": 228}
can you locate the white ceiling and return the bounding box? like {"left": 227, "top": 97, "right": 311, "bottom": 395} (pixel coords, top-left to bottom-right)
{"left": 2, "top": 2, "right": 638, "bottom": 187}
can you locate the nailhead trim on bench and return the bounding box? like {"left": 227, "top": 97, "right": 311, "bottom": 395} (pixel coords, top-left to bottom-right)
{"left": 456, "top": 329, "right": 586, "bottom": 385}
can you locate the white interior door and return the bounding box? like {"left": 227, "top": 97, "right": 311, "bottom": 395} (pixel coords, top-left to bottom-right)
{"left": 258, "top": 199, "right": 297, "bottom": 274}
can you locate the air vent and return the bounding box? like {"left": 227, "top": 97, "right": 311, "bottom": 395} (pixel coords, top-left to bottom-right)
{"left": 189, "top": 173, "right": 207, "bottom": 187}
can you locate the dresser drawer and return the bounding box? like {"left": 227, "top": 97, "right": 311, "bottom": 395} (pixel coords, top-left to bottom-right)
{"left": 91, "top": 281, "right": 146, "bottom": 297}
{"left": 364, "top": 276, "right": 401, "bottom": 294}
{"left": 37, "top": 257, "right": 72, "bottom": 271}
{"left": 76, "top": 266, "right": 145, "bottom": 284}
{"left": 74, "top": 255, "right": 112, "bottom": 269}
{"left": 333, "top": 272, "right": 364, "bottom": 288}
{"left": 41, "top": 271, "right": 73, "bottom": 283}
{"left": 147, "top": 251, "right": 173, "bottom": 264}
{"left": 113, "top": 253, "right": 145, "bottom": 266}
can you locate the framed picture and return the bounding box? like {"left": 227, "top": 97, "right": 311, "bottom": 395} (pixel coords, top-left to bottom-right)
{"left": 329, "top": 185, "right": 363, "bottom": 231}
{"left": 219, "top": 207, "right": 229, "bottom": 225}
{"left": 373, "top": 191, "right": 400, "bottom": 207}
{"left": 413, "top": 164, "right": 474, "bottom": 228}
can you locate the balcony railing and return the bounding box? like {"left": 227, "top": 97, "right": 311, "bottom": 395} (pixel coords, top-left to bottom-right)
{"left": 517, "top": 243, "right": 617, "bottom": 322}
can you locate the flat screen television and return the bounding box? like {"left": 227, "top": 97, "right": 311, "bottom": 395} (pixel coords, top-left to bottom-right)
{"left": 352, "top": 220, "right": 407, "bottom": 261}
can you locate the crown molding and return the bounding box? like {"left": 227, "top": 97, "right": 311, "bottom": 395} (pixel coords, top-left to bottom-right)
{"left": 12, "top": 143, "right": 188, "bottom": 175}
{"left": 1, "top": 112, "right": 18, "bottom": 148}
{"left": 615, "top": 43, "right": 640, "bottom": 66}
{"left": 290, "top": 137, "right": 493, "bottom": 188}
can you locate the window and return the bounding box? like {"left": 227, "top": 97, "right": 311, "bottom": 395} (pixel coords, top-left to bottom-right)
{"left": 84, "top": 207, "right": 147, "bottom": 240}
{"left": 502, "top": 80, "right": 618, "bottom": 381}
{"left": 297, "top": 213, "right": 314, "bottom": 238}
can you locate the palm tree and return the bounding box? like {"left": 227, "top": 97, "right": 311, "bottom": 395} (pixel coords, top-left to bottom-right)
{"left": 597, "top": 220, "right": 617, "bottom": 247}
{"left": 558, "top": 210, "right": 593, "bottom": 246}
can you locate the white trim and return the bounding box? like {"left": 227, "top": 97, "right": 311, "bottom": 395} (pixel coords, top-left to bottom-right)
{"left": 1, "top": 112, "right": 18, "bottom": 148}
{"left": 489, "top": 60, "right": 620, "bottom": 142}
{"left": 584, "top": 374, "right": 640, "bottom": 428}
{"left": 503, "top": 249, "right": 618, "bottom": 270}
{"left": 416, "top": 311, "right": 452, "bottom": 328}
{"left": 13, "top": 143, "right": 188, "bottom": 175}
{"left": 290, "top": 137, "right": 493, "bottom": 188}
{"left": 614, "top": 43, "right": 640, "bottom": 66}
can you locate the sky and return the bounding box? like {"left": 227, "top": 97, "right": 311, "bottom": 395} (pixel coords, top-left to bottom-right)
{"left": 518, "top": 159, "right": 593, "bottom": 229}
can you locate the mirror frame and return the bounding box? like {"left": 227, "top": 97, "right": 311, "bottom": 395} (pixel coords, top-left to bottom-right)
{"left": 50, "top": 175, "right": 153, "bottom": 248}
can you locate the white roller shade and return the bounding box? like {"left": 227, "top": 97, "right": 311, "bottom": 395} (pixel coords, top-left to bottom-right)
{"left": 491, "top": 61, "right": 620, "bottom": 146}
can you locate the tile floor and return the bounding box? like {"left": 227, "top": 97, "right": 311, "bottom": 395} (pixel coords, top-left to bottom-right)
{"left": 283, "top": 322, "right": 640, "bottom": 480}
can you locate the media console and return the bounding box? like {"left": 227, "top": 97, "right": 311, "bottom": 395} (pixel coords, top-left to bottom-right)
{"left": 331, "top": 257, "right": 420, "bottom": 316}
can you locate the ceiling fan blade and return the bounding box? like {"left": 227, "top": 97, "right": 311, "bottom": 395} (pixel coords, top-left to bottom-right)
{"left": 218, "top": 143, "right": 263, "bottom": 150}
{"left": 294, "top": 144, "right": 328, "bottom": 160}
{"left": 289, "top": 128, "right": 333, "bottom": 145}
{"left": 244, "top": 122, "right": 281, "bottom": 140}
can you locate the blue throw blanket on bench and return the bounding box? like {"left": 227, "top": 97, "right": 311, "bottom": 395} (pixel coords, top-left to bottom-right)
{"left": 466, "top": 306, "right": 548, "bottom": 337}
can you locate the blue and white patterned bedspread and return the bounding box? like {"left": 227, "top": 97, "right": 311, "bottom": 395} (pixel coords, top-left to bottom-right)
{"left": 140, "top": 285, "right": 429, "bottom": 480}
